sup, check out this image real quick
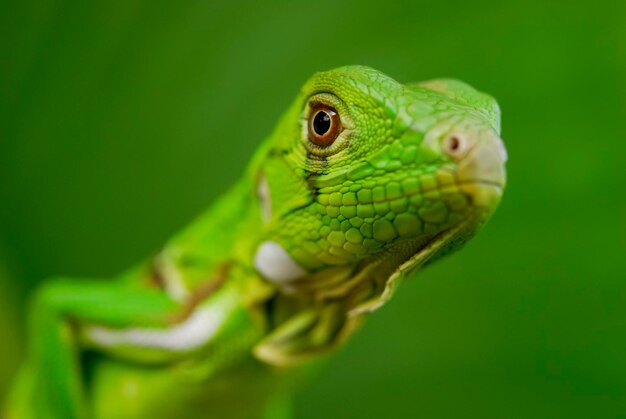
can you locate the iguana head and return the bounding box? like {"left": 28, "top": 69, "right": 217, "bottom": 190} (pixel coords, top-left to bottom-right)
{"left": 253, "top": 65, "right": 506, "bottom": 306}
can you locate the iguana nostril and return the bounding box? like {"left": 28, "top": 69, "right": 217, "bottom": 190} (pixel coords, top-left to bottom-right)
{"left": 444, "top": 134, "right": 466, "bottom": 157}
{"left": 448, "top": 136, "right": 460, "bottom": 151}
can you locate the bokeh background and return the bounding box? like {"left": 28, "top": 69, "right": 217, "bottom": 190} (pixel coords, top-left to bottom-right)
{"left": 1, "top": 0, "right": 625, "bottom": 417}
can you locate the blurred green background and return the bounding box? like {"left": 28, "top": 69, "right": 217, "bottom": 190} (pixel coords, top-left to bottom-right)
{"left": 1, "top": 0, "right": 625, "bottom": 417}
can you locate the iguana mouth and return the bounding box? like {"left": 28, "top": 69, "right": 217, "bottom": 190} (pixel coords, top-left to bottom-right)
{"left": 461, "top": 179, "right": 504, "bottom": 189}
{"left": 456, "top": 180, "right": 505, "bottom": 212}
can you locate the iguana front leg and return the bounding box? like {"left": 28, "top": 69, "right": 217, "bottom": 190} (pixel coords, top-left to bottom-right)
{"left": 8, "top": 265, "right": 243, "bottom": 419}
{"left": 8, "top": 278, "right": 177, "bottom": 419}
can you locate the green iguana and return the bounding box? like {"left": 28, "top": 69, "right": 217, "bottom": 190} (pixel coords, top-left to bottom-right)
{"left": 5, "top": 66, "right": 507, "bottom": 419}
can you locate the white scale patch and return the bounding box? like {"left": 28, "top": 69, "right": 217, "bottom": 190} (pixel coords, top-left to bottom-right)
{"left": 87, "top": 304, "right": 225, "bottom": 352}
{"left": 254, "top": 240, "right": 307, "bottom": 284}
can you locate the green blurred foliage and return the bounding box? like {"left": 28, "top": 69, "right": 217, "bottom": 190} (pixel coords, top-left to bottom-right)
{"left": 1, "top": 0, "right": 625, "bottom": 417}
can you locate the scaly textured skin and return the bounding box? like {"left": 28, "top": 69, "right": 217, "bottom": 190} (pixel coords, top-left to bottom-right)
{"left": 5, "top": 66, "right": 507, "bottom": 419}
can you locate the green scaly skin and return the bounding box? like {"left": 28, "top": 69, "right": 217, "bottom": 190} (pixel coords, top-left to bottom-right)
{"left": 4, "top": 66, "right": 507, "bottom": 419}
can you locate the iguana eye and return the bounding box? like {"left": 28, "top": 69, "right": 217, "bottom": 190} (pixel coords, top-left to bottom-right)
{"left": 308, "top": 105, "right": 341, "bottom": 147}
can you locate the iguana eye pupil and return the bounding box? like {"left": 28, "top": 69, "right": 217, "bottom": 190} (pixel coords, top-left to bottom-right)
{"left": 313, "top": 111, "right": 331, "bottom": 135}
{"left": 308, "top": 105, "right": 341, "bottom": 147}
